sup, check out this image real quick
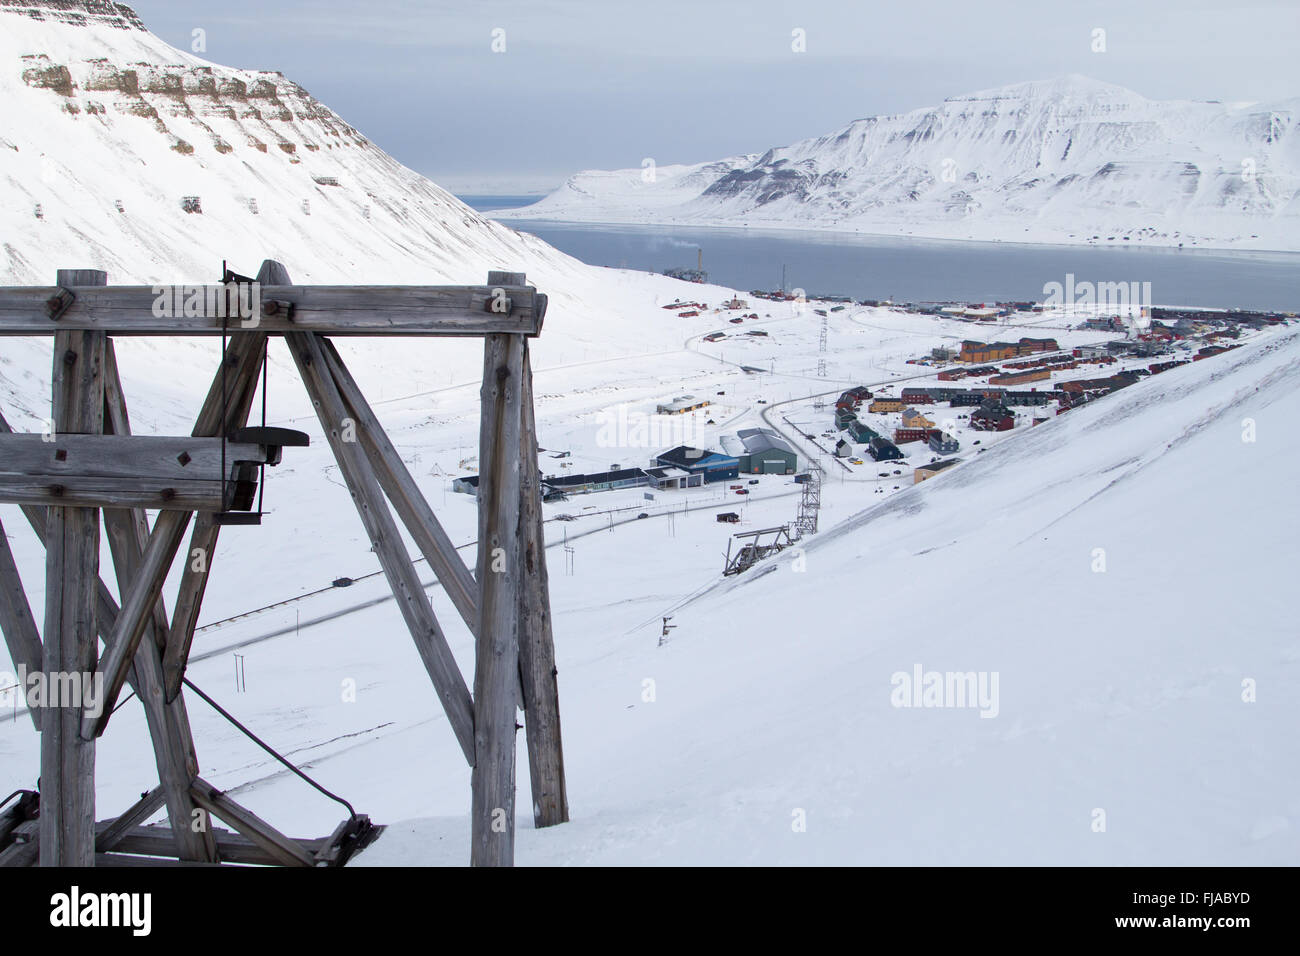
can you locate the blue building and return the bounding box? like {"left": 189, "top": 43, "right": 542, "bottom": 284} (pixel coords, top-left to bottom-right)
{"left": 655, "top": 445, "right": 740, "bottom": 483}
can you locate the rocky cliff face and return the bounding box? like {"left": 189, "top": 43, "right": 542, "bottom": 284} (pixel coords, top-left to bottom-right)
{"left": 1, "top": 0, "right": 145, "bottom": 30}
{"left": 0, "top": 0, "right": 591, "bottom": 289}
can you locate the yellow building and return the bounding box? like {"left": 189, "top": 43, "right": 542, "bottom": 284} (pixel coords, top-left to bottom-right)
{"left": 901, "top": 407, "right": 934, "bottom": 429}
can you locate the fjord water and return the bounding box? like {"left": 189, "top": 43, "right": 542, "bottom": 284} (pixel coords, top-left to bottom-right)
{"left": 461, "top": 198, "right": 1299, "bottom": 311}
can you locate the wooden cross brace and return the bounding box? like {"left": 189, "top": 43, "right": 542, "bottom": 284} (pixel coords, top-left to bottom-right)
{"left": 0, "top": 262, "right": 567, "bottom": 868}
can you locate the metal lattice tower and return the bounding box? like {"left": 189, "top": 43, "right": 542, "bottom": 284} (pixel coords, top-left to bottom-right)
{"left": 794, "top": 469, "right": 822, "bottom": 537}
{"left": 817, "top": 312, "right": 829, "bottom": 377}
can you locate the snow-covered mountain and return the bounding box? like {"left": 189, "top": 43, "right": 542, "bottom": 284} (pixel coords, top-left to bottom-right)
{"left": 0, "top": 2, "right": 716, "bottom": 349}
{"left": 500, "top": 76, "right": 1300, "bottom": 251}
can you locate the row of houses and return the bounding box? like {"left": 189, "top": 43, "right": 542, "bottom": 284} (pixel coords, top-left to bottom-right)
{"left": 835, "top": 385, "right": 874, "bottom": 411}
{"left": 902, "top": 386, "right": 1053, "bottom": 407}
{"left": 988, "top": 368, "right": 1050, "bottom": 386}
{"left": 937, "top": 365, "right": 1000, "bottom": 381}
{"left": 957, "top": 337, "right": 1059, "bottom": 363}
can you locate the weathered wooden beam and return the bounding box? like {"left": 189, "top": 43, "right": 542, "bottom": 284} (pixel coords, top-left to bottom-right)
{"left": 99, "top": 341, "right": 217, "bottom": 862}
{"left": 0, "top": 474, "right": 238, "bottom": 512}
{"left": 108, "top": 825, "right": 326, "bottom": 866}
{"left": 515, "top": 341, "right": 569, "bottom": 828}
{"left": 95, "top": 787, "right": 166, "bottom": 852}
{"left": 40, "top": 283, "right": 105, "bottom": 866}
{"left": 189, "top": 777, "right": 315, "bottom": 867}
{"left": 288, "top": 328, "right": 475, "bottom": 763}
{"left": 471, "top": 329, "right": 525, "bottom": 867}
{"left": 0, "top": 284, "right": 545, "bottom": 336}
{"left": 0, "top": 434, "right": 280, "bottom": 481}
{"left": 319, "top": 338, "right": 479, "bottom": 635}
{"left": 0, "top": 820, "right": 39, "bottom": 867}
{"left": 0, "top": 515, "right": 42, "bottom": 730}
{"left": 81, "top": 509, "right": 191, "bottom": 739}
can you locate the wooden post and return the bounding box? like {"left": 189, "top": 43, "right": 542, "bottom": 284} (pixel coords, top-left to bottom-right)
{"left": 516, "top": 341, "right": 569, "bottom": 827}
{"left": 40, "top": 267, "right": 106, "bottom": 866}
{"left": 100, "top": 340, "right": 216, "bottom": 861}
{"left": 471, "top": 303, "right": 525, "bottom": 866}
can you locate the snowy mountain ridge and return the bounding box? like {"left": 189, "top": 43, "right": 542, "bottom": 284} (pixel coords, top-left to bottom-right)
{"left": 500, "top": 75, "right": 1300, "bottom": 251}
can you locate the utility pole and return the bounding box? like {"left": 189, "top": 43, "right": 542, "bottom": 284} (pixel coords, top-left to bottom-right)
{"left": 659, "top": 616, "right": 676, "bottom": 647}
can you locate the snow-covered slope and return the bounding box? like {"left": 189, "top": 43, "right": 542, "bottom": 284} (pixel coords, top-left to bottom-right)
{"left": 358, "top": 327, "right": 1300, "bottom": 865}
{"left": 500, "top": 76, "right": 1300, "bottom": 252}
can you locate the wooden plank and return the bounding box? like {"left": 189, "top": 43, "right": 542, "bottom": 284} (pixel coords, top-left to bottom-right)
{"left": 0, "top": 284, "right": 543, "bottom": 336}
{"left": 95, "top": 787, "right": 165, "bottom": 852}
{"left": 109, "top": 825, "right": 325, "bottom": 866}
{"left": 0, "top": 820, "right": 39, "bottom": 867}
{"left": 40, "top": 304, "right": 105, "bottom": 866}
{"left": 0, "top": 474, "right": 236, "bottom": 512}
{"left": 81, "top": 509, "right": 191, "bottom": 739}
{"left": 288, "top": 329, "right": 475, "bottom": 763}
{"left": 0, "top": 514, "right": 42, "bottom": 730}
{"left": 515, "top": 341, "right": 569, "bottom": 828}
{"left": 99, "top": 341, "right": 216, "bottom": 862}
{"left": 189, "top": 777, "right": 315, "bottom": 867}
{"left": 471, "top": 330, "right": 525, "bottom": 867}
{"left": 94, "top": 852, "right": 225, "bottom": 867}
{"left": 0, "top": 434, "right": 275, "bottom": 481}
{"left": 319, "top": 338, "right": 478, "bottom": 635}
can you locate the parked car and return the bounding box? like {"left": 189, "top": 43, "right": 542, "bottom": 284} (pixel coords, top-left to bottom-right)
{"left": 730, "top": 484, "right": 743, "bottom": 490}
{"left": 717, "top": 511, "right": 740, "bottom": 523}
{"left": 748, "top": 479, "right": 760, "bottom": 485}
{"left": 735, "top": 489, "right": 749, "bottom": 495}
{"left": 636, "top": 513, "right": 649, "bottom": 519}
{"left": 850, "top": 458, "right": 864, "bottom": 465}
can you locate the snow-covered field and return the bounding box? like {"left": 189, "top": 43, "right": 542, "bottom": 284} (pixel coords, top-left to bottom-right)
{"left": 496, "top": 76, "right": 1300, "bottom": 253}
{"left": 1, "top": 2, "right": 1295, "bottom": 868}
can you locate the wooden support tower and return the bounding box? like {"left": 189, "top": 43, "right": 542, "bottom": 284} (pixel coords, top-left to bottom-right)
{"left": 0, "top": 262, "right": 566, "bottom": 866}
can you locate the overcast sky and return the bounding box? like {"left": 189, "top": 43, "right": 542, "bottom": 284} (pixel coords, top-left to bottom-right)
{"left": 127, "top": 0, "right": 1300, "bottom": 194}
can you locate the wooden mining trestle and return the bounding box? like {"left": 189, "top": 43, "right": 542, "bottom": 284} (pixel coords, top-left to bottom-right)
{"left": 0, "top": 261, "right": 567, "bottom": 867}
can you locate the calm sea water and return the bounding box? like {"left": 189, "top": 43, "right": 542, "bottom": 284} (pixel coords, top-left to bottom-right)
{"left": 458, "top": 196, "right": 1300, "bottom": 311}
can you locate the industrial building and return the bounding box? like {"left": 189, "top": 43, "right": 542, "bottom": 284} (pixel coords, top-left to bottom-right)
{"left": 644, "top": 466, "right": 702, "bottom": 490}
{"left": 656, "top": 395, "right": 710, "bottom": 415}
{"left": 655, "top": 445, "right": 740, "bottom": 483}
{"left": 543, "top": 468, "right": 648, "bottom": 495}
{"left": 914, "top": 459, "right": 961, "bottom": 484}
{"left": 720, "top": 428, "right": 799, "bottom": 475}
